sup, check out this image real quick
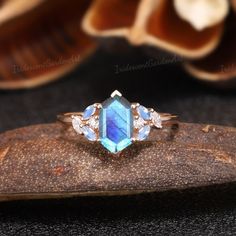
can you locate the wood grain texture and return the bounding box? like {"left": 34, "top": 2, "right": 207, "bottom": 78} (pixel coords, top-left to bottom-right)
{"left": 0, "top": 122, "right": 235, "bottom": 201}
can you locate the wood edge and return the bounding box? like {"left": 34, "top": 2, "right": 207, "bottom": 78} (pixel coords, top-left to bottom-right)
{"left": 0, "top": 0, "right": 45, "bottom": 26}
{"left": 184, "top": 62, "right": 236, "bottom": 81}
{"left": 1, "top": 180, "right": 236, "bottom": 202}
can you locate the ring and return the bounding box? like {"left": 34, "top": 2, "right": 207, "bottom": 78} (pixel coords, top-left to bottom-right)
{"left": 57, "top": 90, "right": 178, "bottom": 154}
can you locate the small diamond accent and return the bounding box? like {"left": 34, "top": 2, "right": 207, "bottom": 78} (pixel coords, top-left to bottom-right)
{"left": 134, "top": 117, "right": 145, "bottom": 129}
{"left": 88, "top": 117, "right": 99, "bottom": 130}
{"left": 72, "top": 116, "right": 83, "bottom": 134}
{"left": 151, "top": 112, "right": 162, "bottom": 128}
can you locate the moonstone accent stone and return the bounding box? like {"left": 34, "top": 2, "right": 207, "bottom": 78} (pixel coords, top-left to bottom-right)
{"left": 82, "top": 126, "right": 97, "bottom": 141}
{"left": 83, "top": 105, "right": 96, "bottom": 120}
{"left": 72, "top": 116, "right": 83, "bottom": 134}
{"left": 137, "top": 125, "right": 151, "bottom": 141}
{"left": 137, "top": 105, "right": 151, "bottom": 120}
{"left": 99, "top": 95, "right": 133, "bottom": 153}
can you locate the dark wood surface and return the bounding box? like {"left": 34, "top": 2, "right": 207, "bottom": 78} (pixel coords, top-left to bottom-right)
{"left": 0, "top": 122, "right": 235, "bottom": 201}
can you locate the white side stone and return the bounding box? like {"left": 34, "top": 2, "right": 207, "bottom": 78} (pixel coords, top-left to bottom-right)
{"left": 88, "top": 117, "right": 99, "bottom": 130}
{"left": 151, "top": 112, "right": 162, "bottom": 128}
{"left": 134, "top": 117, "right": 145, "bottom": 129}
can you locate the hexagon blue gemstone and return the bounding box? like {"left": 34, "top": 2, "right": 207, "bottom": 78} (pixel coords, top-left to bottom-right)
{"left": 137, "top": 105, "right": 151, "bottom": 120}
{"left": 82, "top": 126, "right": 97, "bottom": 141}
{"left": 137, "top": 125, "right": 150, "bottom": 141}
{"left": 99, "top": 95, "right": 133, "bottom": 153}
{"left": 83, "top": 105, "right": 96, "bottom": 120}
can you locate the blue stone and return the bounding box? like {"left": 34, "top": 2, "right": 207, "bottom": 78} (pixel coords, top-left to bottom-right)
{"left": 137, "top": 125, "right": 150, "bottom": 141}
{"left": 83, "top": 105, "right": 96, "bottom": 120}
{"left": 99, "top": 95, "right": 133, "bottom": 153}
{"left": 82, "top": 126, "right": 97, "bottom": 141}
{"left": 137, "top": 105, "right": 151, "bottom": 120}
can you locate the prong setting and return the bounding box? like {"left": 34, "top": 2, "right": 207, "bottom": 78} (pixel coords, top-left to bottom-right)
{"left": 111, "top": 90, "right": 122, "bottom": 98}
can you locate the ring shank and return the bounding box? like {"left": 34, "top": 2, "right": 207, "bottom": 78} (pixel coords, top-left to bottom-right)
{"left": 57, "top": 112, "right": 83, "bottom": 124}
{"left": 57, "top": 112, "right": 178, "bottom": 125}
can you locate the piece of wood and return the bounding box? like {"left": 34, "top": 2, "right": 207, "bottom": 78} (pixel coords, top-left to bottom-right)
{"left": 0, "top": 122, "right": 235, "bottom": 201}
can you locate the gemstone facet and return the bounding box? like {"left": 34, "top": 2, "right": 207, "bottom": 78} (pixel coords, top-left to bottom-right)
{"left": 99, "top": 94, "right": 133, "bottom": 153}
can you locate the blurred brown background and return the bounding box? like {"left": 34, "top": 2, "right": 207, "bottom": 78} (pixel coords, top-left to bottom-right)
{"left": 0, "top": 1, "right": 235, "bottom": 235}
